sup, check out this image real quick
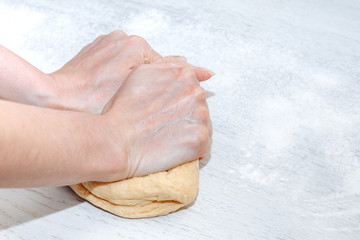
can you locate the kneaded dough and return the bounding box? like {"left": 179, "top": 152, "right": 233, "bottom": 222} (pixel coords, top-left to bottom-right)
{"left": 70, "top": 160, "right": 199, "bottom": 218}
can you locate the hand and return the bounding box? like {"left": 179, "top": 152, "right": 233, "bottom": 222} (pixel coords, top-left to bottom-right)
{"left": 0, "top": 31, "right": 213, "bottom": 114}
{"left": 49, "top": 30, "right": 162, "bottom": 113}
{"left": 101, "top": 57, "right": 213, "bottom": 180}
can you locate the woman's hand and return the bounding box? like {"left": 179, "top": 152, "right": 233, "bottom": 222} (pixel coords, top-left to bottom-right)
{"left": 101, "top": 57, "right": 213, "bottom": 181}
{"left": 0, "top": 31, "right": 161, "bottom": 111}
{"left": 49, "top": 30, "right": 163, "bottom": 113}
{"left": 0, "top": 57, "right": 212, "bottom": 187}
{"left": 1, "top": 31, "right": 213, "bottom": 114}
{"left": 0, "top": 32, "right": 214, "bottom": 187}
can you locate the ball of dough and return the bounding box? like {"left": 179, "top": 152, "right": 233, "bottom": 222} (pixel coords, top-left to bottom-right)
{"left": 70, "top": 160, "right": 199, "bottom": 218}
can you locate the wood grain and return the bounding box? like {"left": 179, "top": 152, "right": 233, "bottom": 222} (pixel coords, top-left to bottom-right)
{"left": 1, "top": 0, "right": 360, "bottom": 239}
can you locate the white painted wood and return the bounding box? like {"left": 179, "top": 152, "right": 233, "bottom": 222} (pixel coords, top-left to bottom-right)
{"left": 1, "top": 0, "right": 359, "bottom": 239}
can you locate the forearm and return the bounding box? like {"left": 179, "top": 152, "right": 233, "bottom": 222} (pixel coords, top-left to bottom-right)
{"left": 0, "top": 99, "right": 125, "bottom": 187}
{"left": 0, "top": 44, "right": 58, "bottom": 107}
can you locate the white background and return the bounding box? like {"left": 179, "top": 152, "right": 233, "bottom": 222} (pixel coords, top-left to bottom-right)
{"left": 0, "top": 0, "right": 360, "bottom": 239}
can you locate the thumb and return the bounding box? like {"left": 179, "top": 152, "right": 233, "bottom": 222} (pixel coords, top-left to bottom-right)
{"left": 156, "top": 56, "right": 215, "bottom": 81}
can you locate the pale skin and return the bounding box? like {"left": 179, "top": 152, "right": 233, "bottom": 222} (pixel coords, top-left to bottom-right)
{"left": 0, "top": 31, "right": 213, "bottom": 188}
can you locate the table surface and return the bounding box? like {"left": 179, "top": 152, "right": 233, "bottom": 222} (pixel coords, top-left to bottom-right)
{"left": 1, "top": 0, "right": 360, "bottom": 239}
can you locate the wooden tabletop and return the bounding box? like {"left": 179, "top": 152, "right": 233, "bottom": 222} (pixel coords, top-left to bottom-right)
{"left": 1, "top": 0, "right": 360, "bottom": 239}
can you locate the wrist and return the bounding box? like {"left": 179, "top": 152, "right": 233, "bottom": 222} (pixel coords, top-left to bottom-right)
{"left": 47, "top": 72, "right": 106, "bottom": 113}
{"left": 0, "top": 45, "right": 60, "bottom": 107}
{"left": 87, "top": 115, "right": 129, "bottom": 182}
{"left": 32, "top": 73, "right": 63, "bottom": 109}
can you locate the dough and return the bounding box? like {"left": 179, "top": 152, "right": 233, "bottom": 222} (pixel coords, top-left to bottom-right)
{"left": 70, "top": 160, "right": 199, "bottom": 218}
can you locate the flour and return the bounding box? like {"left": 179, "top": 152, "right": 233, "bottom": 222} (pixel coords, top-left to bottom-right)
{"left": 0, "top": 4, "right": 44, "bottom": 51}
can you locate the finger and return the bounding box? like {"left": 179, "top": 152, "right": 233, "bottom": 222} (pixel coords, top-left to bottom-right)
{"left": 144, "top": 47, "right": 162, "bottom": 63}
{"left": 208, "top": 117, "right": 213, "bottom": 138}
{"left": 91, "top": 34, "right": 107, "bottom": 45}
{"left": 207, "top": 137, "right": 212, "bottom": 154}
{"left": 184, "top": 65, "right": 214, "bottom": 82}
{"left": 78, "top": 31, "right": 128, "bottom": 57}
{"left": 155, "top": 55, "right": 187, "bottom": 63}
{"left": 199, "top": 152, "right": 211, "bottom": 164}
{"left": 194, "top": 67, "right": 215, "bottom": 82}
{"left": 199, "top": 135, "right": 212, "bottom": 158}
{"left": 158, "top": 57, "right": 215, "bottom": 81}
{"left": 109, "top": 30, "right": 128, "bottom": 38}
{"left": 151, "top": 56, "right": 189, "bottom": 70}
{"left": 90, "top": 30, "right": 128, "bottom": 49}
{"left": 77, "top": 34, "right": 107, "bottom": 55}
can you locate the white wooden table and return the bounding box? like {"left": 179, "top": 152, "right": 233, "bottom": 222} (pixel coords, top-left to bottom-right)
{"left": 1, "top": 0, "right": 360, "bottom": 239}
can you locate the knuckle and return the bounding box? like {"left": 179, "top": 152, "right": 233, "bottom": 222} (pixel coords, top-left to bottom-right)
{"left": 101, "top": 31, "right": 128, "bottom": 48}
{"left": 199, "top": 106, "right": 210, "bottom": 120}
{"left": 164, "top": 65, "right": 194, "bottom": 81}
{"left": 127, "top": 35, "right": 147, "bottom": 45}
{"left": 182, "top": 66, "right": 196, "bottom": 79}
{"left": 193, "top": 86, "right": 207, "bottom": 103}
{"left": 94, "top": 34, "right": 106, "bottom": 42}
{"left": 192, "top": 106, "right": 209, "bottom": 123}
{"left": 108, "top": 30, "right": 127, "bottom": 38}
{"left": 192, "top": 125, "right": 209, "bottom": 148}
{"left": 170, "top": 66, "right": 183, "bottom": 78}
{"left": 177, "top": 67, "right": 197, "bottom": 85}
{"left": 156, "top": 64, "right": 183, "bottom": 78}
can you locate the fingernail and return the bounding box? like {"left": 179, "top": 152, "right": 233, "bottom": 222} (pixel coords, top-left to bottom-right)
{"left": 199, "top": 67, "right": 216, "bottom": 76}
